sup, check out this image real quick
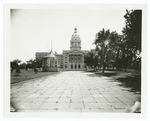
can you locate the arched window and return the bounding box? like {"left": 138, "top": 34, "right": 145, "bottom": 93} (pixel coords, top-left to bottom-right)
{"left": 71, "top": 64, "right": 73, "bottom": 69}
{"left": 71, "top": 56, "right": 73, "bottom": 63}
{"left": 78, "top": 64, "right": 80, "bottom": 69}
{"left": 78, "top": 56, "right": 80, "bottom": 62}
{"left": 75, "top": 64, "right": 77, "bottom": 69}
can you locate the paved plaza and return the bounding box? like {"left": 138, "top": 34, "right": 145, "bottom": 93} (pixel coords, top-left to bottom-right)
{"left": 11, "top": 71, "right": 140, "bottom": 112}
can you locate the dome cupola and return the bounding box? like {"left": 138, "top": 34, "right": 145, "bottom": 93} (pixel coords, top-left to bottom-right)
{"left": 70, "top": 28, "right": 81, "bottom": 50}
{"left": 71, "top": 27, "right": 81, "bottom": 42}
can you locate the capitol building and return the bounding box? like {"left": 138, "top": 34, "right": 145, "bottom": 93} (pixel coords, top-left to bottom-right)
{"left": 36, "top": 28, "right": 88, "bottom": 71}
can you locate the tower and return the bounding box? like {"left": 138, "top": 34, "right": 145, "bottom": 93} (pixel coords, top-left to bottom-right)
{"left": 70, "top": 28, "right": 81, "bottom": 51}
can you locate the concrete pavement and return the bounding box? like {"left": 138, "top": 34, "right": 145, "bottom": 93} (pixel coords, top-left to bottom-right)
{"left": 11, "top": 71, "right": 140, "bottom": 112}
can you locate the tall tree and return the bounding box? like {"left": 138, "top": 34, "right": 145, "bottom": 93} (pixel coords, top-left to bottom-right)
{"left": 122, "top": 10, "right": 142, "bottom": 70}
{"left": 94, "top": 28, "right": 110, "bottom": 73}
{"left": 109, "top": 32, "right": 125, "bottom": 70}
{"left": 122, "top": 10, "right": 142, "bottom": 52}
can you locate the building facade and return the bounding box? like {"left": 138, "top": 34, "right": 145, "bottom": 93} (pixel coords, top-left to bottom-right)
{"left": 36, "top": 28, "right": 88, "bottom": 71}
{"left": 63, "top": 28, "right": 88, "bottom": 70}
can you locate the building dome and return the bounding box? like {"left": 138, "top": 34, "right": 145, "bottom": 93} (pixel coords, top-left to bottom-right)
{"left": 71, "top": 28, "right": 81, "bottom": 42}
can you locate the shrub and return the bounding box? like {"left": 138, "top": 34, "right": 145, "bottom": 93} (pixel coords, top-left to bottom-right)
{"left": 15, "top": 68, "right": 21, "bottom": 76}
{"left": 34, "top": 68, "right": 38, "bottom": 74}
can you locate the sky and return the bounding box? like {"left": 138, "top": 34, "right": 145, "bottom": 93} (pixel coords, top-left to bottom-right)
{"left": 11, "top": 5, "right": 126, "bottom": 63}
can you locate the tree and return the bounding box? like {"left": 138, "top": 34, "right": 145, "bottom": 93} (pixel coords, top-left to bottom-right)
{"left": 93, "top": 28, "right": 128, "bottom": 72}
{"left": 19, "top": 63, "right": 27, "bottom": 69}
{"left": 122, "top": 10, "right": 142, "bottom": 52}
{"left": 34, "top": 68, "right": 38, "bottom": 74}
{"left": 84, "top": 49, "right": 98, "bottom": 71}
{"left": 15, "top": 68, "right": 21, "bottom": 76}
{"left": 35, "top": 58, "right": 42, "bottom": 68}
{"left": 10, "top": 59, "right": 21, "bottom": 72}
{"left": 122, "top": 10, "right": 142, "bottom": 70}
{"left": 29, "top": 59, "right": 34, "bottom": 69}
{"left": 94, "top": 28, "right": 110, "bottom": 73}
{"left": 26, "top": 59, "right": 35, "bottom": 70}
{"left": 108, "top": 31, "right": 123, "bottom": 70}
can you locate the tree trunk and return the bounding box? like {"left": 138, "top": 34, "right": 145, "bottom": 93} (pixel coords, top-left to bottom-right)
{"left": 102, "top": 67, "right": 105, "bottom": 73}
{"left": 115, "top": 49, "right": 120, "bottom": 71}
{"left": 102, "top": 62, "right": 105, "bottom": 73}
{"left": 124, "top": 65, "right": 127, "bottom": 72}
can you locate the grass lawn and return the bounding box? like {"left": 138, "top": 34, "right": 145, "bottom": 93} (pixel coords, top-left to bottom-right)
{"left": 86, "top": 69, "right": 141, "bottom": 93}
{"left": 11, "top": 69, "right": 60, "bottom": 84}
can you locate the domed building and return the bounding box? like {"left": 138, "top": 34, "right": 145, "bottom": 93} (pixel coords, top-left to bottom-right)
{"left": 36, "top": 28, "right": 88, "bottom": 71}
{"left": 63, "top": 28, "right": 88, "bottom": 70}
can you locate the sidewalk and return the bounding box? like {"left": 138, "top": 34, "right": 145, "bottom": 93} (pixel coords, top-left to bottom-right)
{"left": 11, "top": 71, "right": 141, "bottom": 112}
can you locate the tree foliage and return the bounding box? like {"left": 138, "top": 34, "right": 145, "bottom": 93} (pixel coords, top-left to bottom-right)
{"left": 122, "top": 10, "right": 142, "bottom": 52}
{"left": 11, "top": 59, "right": 21, "bottom": 72}
{"left": 84, "top": 49, "right": 98, "bottom": 71}
{"left": 92, "top": 10, "right": 142, "bottom": 73}
{"left": 122, "top": 10, "right": 142, "bottom": 70}
{"left": 15, "top": 68, "right": 21, "bottom": 76}
{"left": 19, "top": 63, "right": 27, "bottom": 69}
{"left": 26, "top": 59, "right": 35, "bottom": 69}
{"left": 94, "top": 28, "right": 116, "bottom": 73}
{"left": 35, "top": 58, "right": 42, "bottom": 68}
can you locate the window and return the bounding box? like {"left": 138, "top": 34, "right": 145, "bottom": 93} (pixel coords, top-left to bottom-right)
{"left": 65, "top": 65, "right": 67, "bottom": 68}
{"left": 75, "top": 64, "right": 77, "bottom": 69}
{"left": 78, "top": 64, "right": 80, "bottom": 69}
{"left": 78, "top": 56, "right": 80, "bottom": 61}
{"left": 71, "top": 65, "right": 73, "bottom": 69}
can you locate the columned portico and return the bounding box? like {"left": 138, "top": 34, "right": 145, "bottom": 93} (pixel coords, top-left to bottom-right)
{"left": 67, "top": 53, "right": 84, "bottom": 70}
{"left": 69, "top": 54, "right": 83, "bottom": 63}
